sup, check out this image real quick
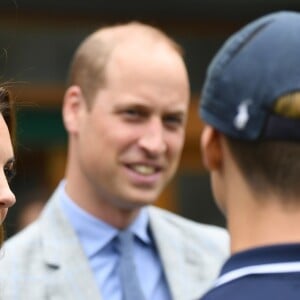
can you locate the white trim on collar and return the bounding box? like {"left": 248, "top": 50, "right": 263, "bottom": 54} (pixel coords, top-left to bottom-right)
{"left": 215, "top": 261, "right": 300, "bottom": 287}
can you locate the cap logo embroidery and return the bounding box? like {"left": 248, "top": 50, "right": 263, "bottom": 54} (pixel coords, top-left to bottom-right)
{"left": 234, "top": 99, "right": 252, "bottom": 130}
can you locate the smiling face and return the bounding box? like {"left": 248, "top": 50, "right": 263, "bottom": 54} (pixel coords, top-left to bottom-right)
{"left": 64, "top": 39, "right": 190, "bottom": 218}
{"left": 0, "top": 114, "right": 16, "bottom": 225}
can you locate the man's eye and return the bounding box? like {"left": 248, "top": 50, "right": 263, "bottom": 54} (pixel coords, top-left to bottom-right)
{"left": 163, "top": 115, "right": 184, "bottom": 127}
{"left": 124, "top": 109, "right": 139, "bottom": 116}
{"left": 4, "top": 163, "right": 16, "bottom": 183}
{"left": 122, "top": 109, "right": 146, "bottom": 119}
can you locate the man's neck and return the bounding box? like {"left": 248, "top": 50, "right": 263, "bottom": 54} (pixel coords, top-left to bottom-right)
{"left": 227, "top": 196, "right": 300, "bottom": 254}
{"left": 64, "top": 178, "right": 142, "bottom": 229}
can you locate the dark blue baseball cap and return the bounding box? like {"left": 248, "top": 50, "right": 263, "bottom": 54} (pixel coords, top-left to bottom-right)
{"left": 200, "top": 11, "right": 300, "bottom": 141}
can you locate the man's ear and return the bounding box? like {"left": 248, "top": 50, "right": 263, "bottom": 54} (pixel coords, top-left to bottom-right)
{"left": 62, "top": 86, "right": 85, "bottom": 133}
{"left": 200, "top": 125, "right": 223, "bottom": 170}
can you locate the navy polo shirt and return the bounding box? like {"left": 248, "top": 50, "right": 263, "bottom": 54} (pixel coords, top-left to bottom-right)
{"left": 200, "top": 244, "right": 300, "bottom": 300}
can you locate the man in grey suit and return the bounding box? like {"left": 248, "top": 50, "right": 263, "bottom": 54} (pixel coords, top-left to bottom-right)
{"left": 0, "top": 22, "right": 228, "bottom": 300}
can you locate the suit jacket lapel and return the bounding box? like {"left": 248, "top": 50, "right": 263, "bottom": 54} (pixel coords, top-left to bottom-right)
{"left": 148, "top": 206, "right": 215, "bottom": 300}
{"left": 40, "top": 189, "right": 102, "bottom": 300}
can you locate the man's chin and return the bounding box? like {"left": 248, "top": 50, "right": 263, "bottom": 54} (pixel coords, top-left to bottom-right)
{"left": 122, "top": 192, "right": 160, "bottom": 209}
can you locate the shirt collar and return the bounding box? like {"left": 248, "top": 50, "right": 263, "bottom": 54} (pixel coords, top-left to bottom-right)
{"left": 58, "top": 180, "right": 151, "bottom": 258}
{"left": 126, "top": 207, "right": 151, "bottom": 245}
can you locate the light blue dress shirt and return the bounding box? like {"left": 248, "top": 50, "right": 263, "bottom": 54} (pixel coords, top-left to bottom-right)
{"left": 59, "top": 181, "right": 171, "bottom": 300}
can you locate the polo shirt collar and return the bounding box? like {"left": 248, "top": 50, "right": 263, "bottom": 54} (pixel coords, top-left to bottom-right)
{"left": 221, "top": 243, "right": 300, "bottom": 276}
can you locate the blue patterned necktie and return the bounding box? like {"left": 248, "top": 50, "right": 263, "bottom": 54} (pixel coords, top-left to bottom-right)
{"left": 116, "top": 230, "right": 146, "bottom": 300}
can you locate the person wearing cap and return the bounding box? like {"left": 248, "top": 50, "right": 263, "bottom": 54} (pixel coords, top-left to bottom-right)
{"left": 0, "top": 22, "right": 229, "bottom": 300}
{"left": 199, "top": 11, "right": 300, "bottom": 300}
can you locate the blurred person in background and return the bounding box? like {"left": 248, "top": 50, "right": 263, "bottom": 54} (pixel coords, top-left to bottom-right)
{"left": 16, "top": 198, "right": 44, "bottom": 230}
{"left": 0, "top": 22, "right": 228, "bottom": 300}
{"left": 199, "top": 11, "right": 300, "bottom": 300}
{"left": 14, "top": 188, "right": 48, "bottom": 232}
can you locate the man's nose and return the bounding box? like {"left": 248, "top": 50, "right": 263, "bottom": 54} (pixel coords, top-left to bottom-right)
{"left": 138, "top": 119, "right": 167, "bottom": 155}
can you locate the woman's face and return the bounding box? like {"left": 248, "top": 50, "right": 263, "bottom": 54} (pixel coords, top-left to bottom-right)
{"left": 0, "top": 114, "right": 15, "bottom": 225}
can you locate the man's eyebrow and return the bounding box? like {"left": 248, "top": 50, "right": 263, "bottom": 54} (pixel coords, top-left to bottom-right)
{"left": 165, "top": 109, "right": 187, "bottom": 117}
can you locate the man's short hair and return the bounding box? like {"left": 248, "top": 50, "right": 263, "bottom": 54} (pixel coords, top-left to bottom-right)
{"left": 67, "top": 21, "right": 182, "bottom": 108}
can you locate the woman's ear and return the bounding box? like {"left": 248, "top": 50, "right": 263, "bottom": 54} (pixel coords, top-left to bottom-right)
{"left": 62, "top": 85, "right": 85, "bottom": 134}
{"left": 200, "top": 125, "right": 223, "bottom": 171}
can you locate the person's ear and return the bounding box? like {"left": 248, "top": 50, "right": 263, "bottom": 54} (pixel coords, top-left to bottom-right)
{"left": 62, "top": 86, "right": 85, "bottom": 134}
{"left": 200, "top": 125, "right": 223, "bottom": 170}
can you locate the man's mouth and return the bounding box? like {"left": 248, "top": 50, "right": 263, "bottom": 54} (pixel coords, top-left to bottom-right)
{"left": 131, "top": 164, "right": 157, "bottom": 175}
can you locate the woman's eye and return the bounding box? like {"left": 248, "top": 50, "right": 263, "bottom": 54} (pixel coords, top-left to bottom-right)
{"left": 4, "top": 162, "right": 16, "bottom": 183}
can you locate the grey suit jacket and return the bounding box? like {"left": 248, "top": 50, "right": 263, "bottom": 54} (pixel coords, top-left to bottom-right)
{"left": 0, "top": 187, "right": 229, "bottom": 300}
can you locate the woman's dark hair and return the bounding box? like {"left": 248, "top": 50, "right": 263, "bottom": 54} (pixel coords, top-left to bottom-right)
{"left": 0, "top": 87, "right": 15, "bottom": 247}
